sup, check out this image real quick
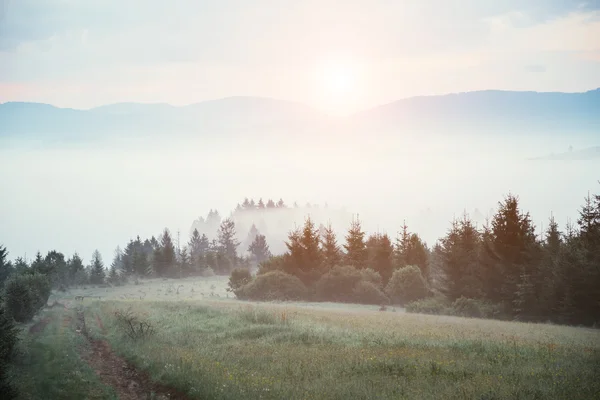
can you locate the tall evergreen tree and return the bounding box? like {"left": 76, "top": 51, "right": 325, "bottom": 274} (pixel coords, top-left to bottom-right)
{"left": 366, "top": 233, "right": 394, "bottom": 283}
{"left": 438, "top": 214, "right": 482, "bottom": 300}
{"left": 321, "top": 222, "right": 342, "bottom": 269}
{"left": 481, "top": 194, "right": 540, "bottom": 316}
{"left": 217, "top": 218, "right": 240, "bottom": 264}
{"left": 0, "top": 245, "right": 13, "bottom": 286}
{"left": 248, "top": 234, "right": 272, "bottom": 265}
{"left": 344, "top": 216, "right": 367, "bottom": 269}
{"left": 67, "top": 253, "right": 86, "bottom": 285}
{"left": 89, "top": 250, "right": 105, "bottom": 284}
{"left": 153, "top": 229, "right": 177, "bottom": 277}
{"left": 266, "top": 199, "right": 276, "bottom": 208}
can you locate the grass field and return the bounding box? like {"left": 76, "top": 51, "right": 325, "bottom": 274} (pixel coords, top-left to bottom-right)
{"left": 21, "top": 276, "right": 600, "bottom": 399}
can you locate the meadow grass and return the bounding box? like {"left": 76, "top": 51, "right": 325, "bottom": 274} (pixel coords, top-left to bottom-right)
{"left": 10, "top": 307, "right": 118, "bottom": 400}
{"left": 84, "top": 298, "right": 600, "bottom": 400}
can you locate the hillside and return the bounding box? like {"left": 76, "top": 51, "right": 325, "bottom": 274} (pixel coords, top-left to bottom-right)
{"left": 2, "top": 89, "right": 599, "bottom": 141}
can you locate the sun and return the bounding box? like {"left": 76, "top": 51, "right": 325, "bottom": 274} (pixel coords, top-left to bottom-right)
{"left": 314, "top": 59, "right": 363, "bottom": 116}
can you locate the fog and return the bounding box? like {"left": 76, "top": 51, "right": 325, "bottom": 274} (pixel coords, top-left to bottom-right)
{"left": 1, "top": 129, "right": 598, "bottom": 264}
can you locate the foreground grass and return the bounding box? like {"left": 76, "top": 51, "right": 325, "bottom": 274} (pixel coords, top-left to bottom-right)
{"left": 86, "top": 299, "right": 600, "bottom": 400}
{"left": 10, "top": 307, "right": 118, "bottom": 400}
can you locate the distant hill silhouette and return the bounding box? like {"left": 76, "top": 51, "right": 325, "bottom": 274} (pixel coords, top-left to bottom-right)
{"left": 530, "top": 146, "right": 600, "bottom": 160}
{"left": 1, "top": 89, "right": 599, "bottom": 140}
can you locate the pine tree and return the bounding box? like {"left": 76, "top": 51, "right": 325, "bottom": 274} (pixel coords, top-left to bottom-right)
{"left": 153, "top": 229, "right": 176, "bottom": 277}
{"left": 266, "top": 199, "right": 276, "bottom": 208}
{"left": 321, "top": 222, "right": 342, "bottom": 269}
{"left": 108, "top": 247, "right": 123, "bottom": 285}
{"left": 299, "top": 216, "right": 322, "bottom": 274}
{"left": 248, "top": 234, "right": 272, "bottom": 265}
{"left": 178, "top": 247, "right": 191, "bottom": 278}
{"left": 438, "top": 214, "right": 482, "bottom": 300}
{"left": 217, "top": 218, "right": 240, "bottom": 264}
{"left": 89, "top": 250, "right": 105, "bottom": 284}
{"left": 482, "top": 194, "right": 540, "bottom": 316}
{"left": 277, "top": 198, "right": 285, "bottom": 208}
{"left": 344, "top": 216, "right": 367, "bottom": 269}
{"left": 0, "top": 245, "right": 13, "bottom": 286}
{"left": 394, "top": 221, "right": 411, "bottom": 268}
{"left": 67, "top": 253, "right": 86, "bottom": 285}
{"left": 258, "top": 198, "right": 265, "bottom": 209}
{"left": 366, "top": 233, "right": 394, "bottom": 283}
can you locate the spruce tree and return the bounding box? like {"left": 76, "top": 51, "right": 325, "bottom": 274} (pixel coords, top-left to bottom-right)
{"left": 321, "top": 222, "right": 342, "bottom": 269}
{"left": 67, "top": 253, "right": 86, "bottom": 285}
{"left": 153, "top": 229, "right": 176, "bottom": 277}
{"left": 367, "top": 233, "right": 394, "bottom": 283}
{"left": 248, "top": 234, "right": 272, "bottom": 265}
{"left": 217, "top": 218, "right": 240, "bottom": 266}
{"left": 482, "top": 194, "right": 539, "bottom": 316}
{"left": 344, "top": 216, "right": 367, "bottom": 269}
{"left": 89, "top": 250, "right": 105, "bottom": 284}
{"left": 0, "top": 245, "right": 13, "bottom": 287}
{"left": 438, "top": 214, "right": 482, "bottom": 300}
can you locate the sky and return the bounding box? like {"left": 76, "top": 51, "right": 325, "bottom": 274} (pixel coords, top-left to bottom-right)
{"left": 1, "top": 0, "right": 600, "bottom": 115}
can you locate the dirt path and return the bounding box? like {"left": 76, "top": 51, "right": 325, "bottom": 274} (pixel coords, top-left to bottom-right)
{"left": 29, "top": 317, "right": 52, "bottom": 334}
{"left": 76, "top": 309, "right": 191, "bottom": 400}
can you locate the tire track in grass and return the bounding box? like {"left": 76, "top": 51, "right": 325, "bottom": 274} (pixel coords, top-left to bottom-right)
{"left": 76, "top": 308, "right": 191, "bottom": 400}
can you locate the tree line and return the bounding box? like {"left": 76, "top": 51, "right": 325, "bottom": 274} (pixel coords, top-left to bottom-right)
{"left": 231, "top": 188, "right": 600, "bottom": 327}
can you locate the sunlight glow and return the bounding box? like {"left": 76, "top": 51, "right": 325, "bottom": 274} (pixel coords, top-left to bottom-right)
{"left": 314, "top": 59, "right": 364, "bottom": 116}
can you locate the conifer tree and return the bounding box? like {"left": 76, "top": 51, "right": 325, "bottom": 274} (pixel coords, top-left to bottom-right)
{"left": 248, "top": 234, "right": 272, "bottom": 265}
{"left": 217, "top": 218, "right": 240, "bottom": 264}
{"left": 67, "top": 253, "right": 86, "bottom": 285}
{"left": 482, "top": 194, "right": 539, "bottom": 315}
{"left": 344, "top": 216, "right": 367, "bottom": 269}
{"left": 321, "top": 222, "right": 342, "bottom": 269}
{"left": 438, "top": 214, "right": 482, "bottom": 300}
{"left": 153, "top": 228, "right": 176, "bottom": 277}
{"left": 89, "top": 250, "right": 105, "bottom": 284}
{"left": 366, "top": 233, "right": 394, "bottom": 284}
{"left": 266, "top": 199, "right": 276, "bottom": 208}
{"left": 0, "top": 245, "right": 13, "bottom": 286}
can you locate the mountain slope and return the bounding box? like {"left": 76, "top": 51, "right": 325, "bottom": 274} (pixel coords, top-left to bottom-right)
{"left": 1, "top": 89, "right": 598, "bottom": 140}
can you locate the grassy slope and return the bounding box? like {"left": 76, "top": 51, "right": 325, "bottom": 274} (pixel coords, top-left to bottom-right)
{"left": 85, "top": 297, "right": 600, "bottom": 400}
{"left": 10, "top": 307, "right": 118, "bottom": 400}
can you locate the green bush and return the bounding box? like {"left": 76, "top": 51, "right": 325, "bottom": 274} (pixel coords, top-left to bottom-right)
{"left": 352, "top": 281, "right": 389, "bottom": 305}
{"left": 359, "top": 268, "right": 383, "bottom": 288}
{"left": 385, "top": 265, "right": 429, "bottom": 305}
{"left": 0, "top": 302, "right": 18, "bottom": 399}
{"left": 2, "top": 273, "right": 50, "bottom": 323}
{"left": 405, "top": 296, "right": 451, "bottom": 315}
{"left": 256, "top": 255, "right": 287, "bottom": 275}
{"left": 314, "top": 266, "right": 363, "bottom": 302}
{"left": 451, "top": 297, "right": 501, "bottom": 319}
{"left": 237, "top": 271, "right": 308, "bottom": 301}
{"left": 228, "top": 268, "right": 252, "bottom": 295}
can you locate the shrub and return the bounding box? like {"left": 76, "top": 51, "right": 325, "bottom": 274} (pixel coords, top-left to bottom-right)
{"left": 257, "top": 255, "right": 286, "bottom": 275}
{"left": 0, "top": 302, "right": 18, "bottom": 399}
{"left": 114, "top": 308, "right": 155, "bottom": 340}
{"left": 314, "top": 265, "right": 363, "bottom": 302}
{"left": 360, "top": 268, "right": 383, "bottom": 288}
{"left": 385, "top": 265, "right": 429, "bottom": 305}
{"left": 2, "top": 273, "right": 51, "bottom": 323}
{"left": 352, "top": 281, "right": 389, "bottom": 305}
{"left": 228, "top": 268, "right": 252, "bottom": 295}
{"left": 405, "top": 296, "right": 451, "bottom": 315}
{"left": 237, "top": 271, "right": 308, "bottom": 301}
{"left": 451, "top": 297, "right": 501, "bottom": 319}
